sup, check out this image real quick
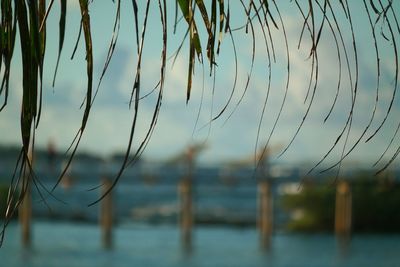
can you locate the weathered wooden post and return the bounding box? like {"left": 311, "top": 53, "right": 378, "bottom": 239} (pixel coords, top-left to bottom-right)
{"left": 258, "top": 180, "right": 272, "bottom": 249}
{"left": 19, "top": 150, "right": 33, "bottom": 248}
{"left": 179, "top": 178, "right": 192, "bottom": 251}
{"left": 100, "top": 178, "right": 113, "bottom": 249}
{"left": 19, "top": 182, "right": 32, "bottom": 248}
{"left": 335, "top": 180, "right": 352, "bottom": 237}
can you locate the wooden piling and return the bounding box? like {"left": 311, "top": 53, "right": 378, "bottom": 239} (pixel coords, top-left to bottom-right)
{"left": 19, "top": 183, "right": 32, "bottom": 248}
{"left": 100, "top": 178, "right": 113, "bottom": 249}
{"left": 19, "top": 150, "right": 33, "bottom": 248}
{"left": 258, "top": 181, "right": 272, "bottom": 249}
{"left": 335, "top": 181, "right": 352, "bottom": 237}
{"left": 179, "top": 178, "right": 192, "bottom": 250}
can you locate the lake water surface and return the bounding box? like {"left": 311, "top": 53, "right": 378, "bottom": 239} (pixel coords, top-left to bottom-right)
{"left": 1, "top": 221, "right": 399, "bottom": 267}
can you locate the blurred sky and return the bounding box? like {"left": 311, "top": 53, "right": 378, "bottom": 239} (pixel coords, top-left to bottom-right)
{"left": 1, "top": 1, "right": 400, "bottom": 169}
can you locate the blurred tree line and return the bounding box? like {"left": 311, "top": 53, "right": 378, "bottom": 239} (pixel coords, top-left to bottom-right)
{"left": 282, "top": 173, "right": 400, "bottom": 232}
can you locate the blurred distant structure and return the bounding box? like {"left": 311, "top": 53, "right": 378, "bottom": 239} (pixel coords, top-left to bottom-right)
{"left": 176, "top": 143, "right": 207, "bottom": 251}
{"left": 219, "top": 143, "right": 282, "bottom": 249}
{"left": 165, "top": 143, "right": 207, "bottom": 174}
{"left": 100, "top": 178, "right": 113, "bottom": 249}
{"left": 255, "top": 146, "right": 277, "bottom": 250}
{"left": 60, "top": 160, "right": 73, "bottom": 189}
{"left": 46, "top": 139, "right": 56, "bottom": 171}
{"left": 19, "top": 150, "right": 33, "bottom": 248}
{"left": 335, "top": 181, "right": 352, "bottom": 238}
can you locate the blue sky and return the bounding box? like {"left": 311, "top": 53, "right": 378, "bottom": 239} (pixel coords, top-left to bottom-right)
{"left": 1, "top": 1, "right": 399, "bottom": 170}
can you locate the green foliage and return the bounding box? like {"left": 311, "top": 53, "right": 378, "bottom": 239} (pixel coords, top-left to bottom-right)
{"left": 352, "top": 178, "right": 400, "bottom": 232}
{"left": 282, "top": 184, "right": 335, "bottom": 232}
{"left": 282, "top": 177, "right": 400, "bottom": 233}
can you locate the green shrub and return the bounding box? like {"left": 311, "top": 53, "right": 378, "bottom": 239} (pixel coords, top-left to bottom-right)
{"left": 352, "top": 180, "right": 400, "bottom": 232}
{"left": 281, "top": 184, "right": 335, "bottom": 232}
{"left": 281, "top": 177, "right": 400, "bottom": 232}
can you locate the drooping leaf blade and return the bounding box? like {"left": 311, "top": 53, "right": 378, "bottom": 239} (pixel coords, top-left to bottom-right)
{"left": 52, "top": 0, "right": 67, "bottom": 86}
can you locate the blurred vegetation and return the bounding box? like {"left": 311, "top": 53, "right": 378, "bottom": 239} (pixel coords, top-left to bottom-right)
{"left": 282, "top": 173, "right": 400, "bottom": 233}
{"left": 0, "top": 184, "right": 8, "bottom": 220}
{"left": 281, "top": 183, "right": 335, "bottom": 232}
{"left": 351, "top": 174, "right": 400, "bottom": 232}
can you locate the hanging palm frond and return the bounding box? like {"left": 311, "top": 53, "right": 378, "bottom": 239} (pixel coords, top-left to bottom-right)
{"left": 0, "top": 0, "right": 399, "bottom": 246}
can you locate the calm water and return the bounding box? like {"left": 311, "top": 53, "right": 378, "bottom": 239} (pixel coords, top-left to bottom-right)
{"left": 1, "top": 221, "right": 400, "bottom": 267}
{"left": 1, "top": 162, "right": 400, "bottom": 266}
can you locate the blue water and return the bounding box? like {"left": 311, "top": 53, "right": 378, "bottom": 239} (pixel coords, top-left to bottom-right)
{"left": 2, "top": 161, "right": 400, "bottom": 266}
{"left": 1, "top": 221, "right": 400, "bottom": 267}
